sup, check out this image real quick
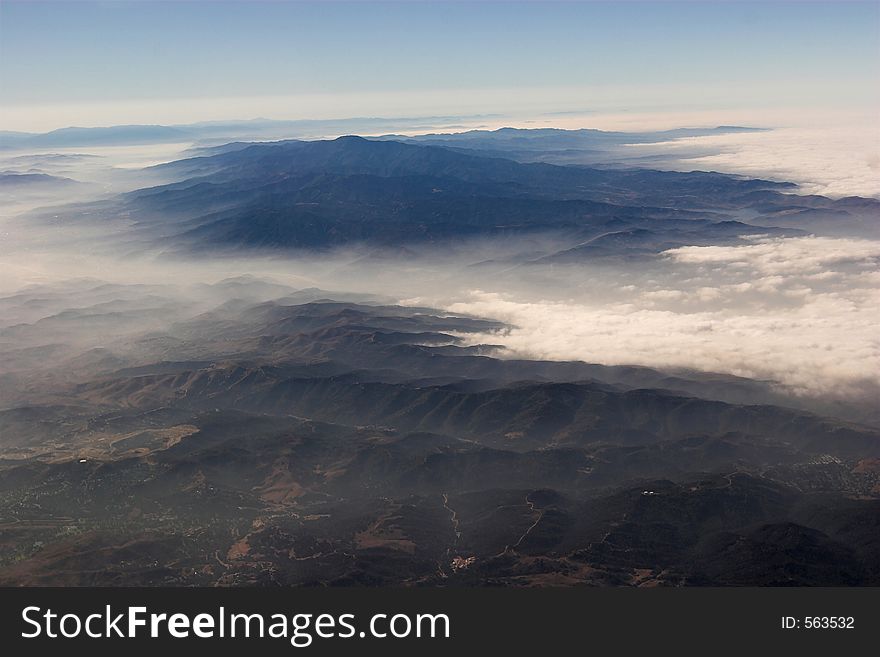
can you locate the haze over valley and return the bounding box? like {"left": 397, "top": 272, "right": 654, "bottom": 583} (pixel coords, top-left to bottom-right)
{"left": 1, "top": 0, "right": 878, "bottom": 587}
{"left": 0, "top": 115, "right": 878, "bottom": 586}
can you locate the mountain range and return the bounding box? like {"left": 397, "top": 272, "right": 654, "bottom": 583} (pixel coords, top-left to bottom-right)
{"left": 1, "top": 126, "right": 878, "bottom": 586}
{"left": 38, "top": 133, "right": 872, "bottom": 260}
{"left": 0, "top": 283, "right": 878, "bottom": 586}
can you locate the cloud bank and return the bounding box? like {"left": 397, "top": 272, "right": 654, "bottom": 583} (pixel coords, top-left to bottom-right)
{"left": 623, "top": 117, "right": 880, "bottom": 199}
{"left": 447, "top": 236, "right": 880, "bottom": 401}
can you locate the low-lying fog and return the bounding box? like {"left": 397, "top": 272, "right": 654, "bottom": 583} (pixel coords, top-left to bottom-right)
{"left": 1, "top": 122, "right": 878, "bottom": 421}
{"left": 2, "top": 231, "right": 878, "bottom": 408}
{"left": 545, "top": 108, "right": 880, "bottom": 199}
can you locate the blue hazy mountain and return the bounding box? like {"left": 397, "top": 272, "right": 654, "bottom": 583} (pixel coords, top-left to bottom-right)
{"left": 0, "top": 172, "right": 81, "bottom": 188}
{"left": 0, "top": 121, "right": 764, "bottom": 151}
{"left": 92, "top": 134, "right": 876, "bottom": 253}
{"left": 371, "top": 126, "right": 773, "bottom": 168}
{"left": 0, "top": 117, "right": 500, "bottom": 150}
{"left": 375, "top": 125, "right": 766, "bottom": 149}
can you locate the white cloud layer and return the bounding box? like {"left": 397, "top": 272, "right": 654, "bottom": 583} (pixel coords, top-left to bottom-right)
{"left": 622, "top": 114, "right": 880, "bottom": 199}
{"left": 447, "top": 236, "right": 880, "bottom": 401}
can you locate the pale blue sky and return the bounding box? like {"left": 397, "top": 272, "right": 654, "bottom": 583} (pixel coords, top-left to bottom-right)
{"left": 1, "top": 1, "right": 878, "bottom": 130}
